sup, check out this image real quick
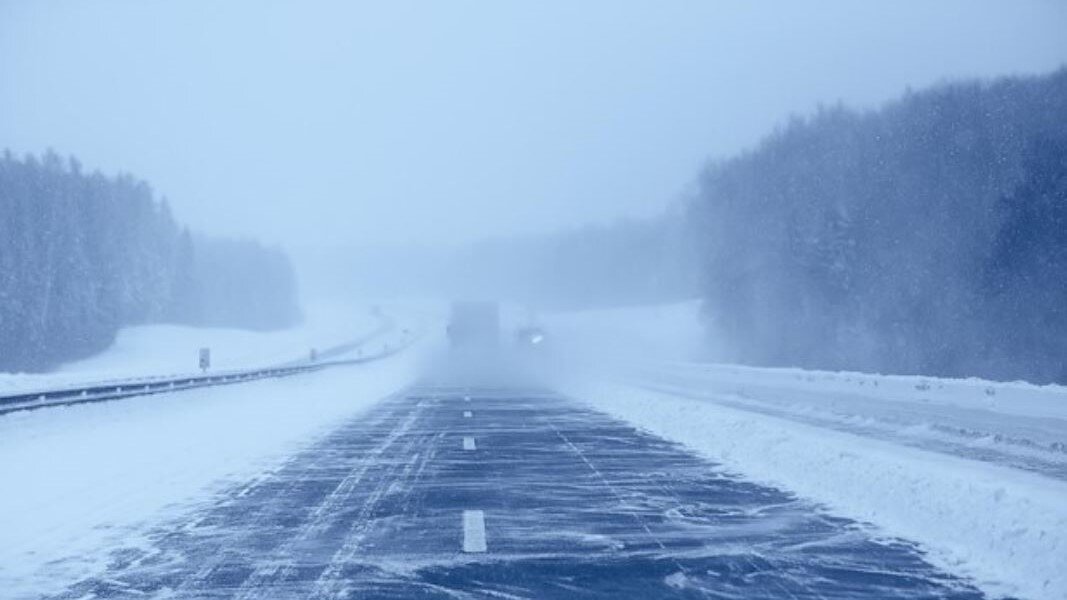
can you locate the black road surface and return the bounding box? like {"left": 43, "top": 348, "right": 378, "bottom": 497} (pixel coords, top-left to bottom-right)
{"left": 49, "top": 385, "right": 983, "bottom": 599}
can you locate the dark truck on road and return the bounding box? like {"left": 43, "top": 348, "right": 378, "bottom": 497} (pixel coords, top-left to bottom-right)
{"left": 447, "top": 301, "right": 500, "bottom": 349}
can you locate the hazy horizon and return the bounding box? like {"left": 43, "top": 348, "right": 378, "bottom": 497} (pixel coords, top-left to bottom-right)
{"left": 4, "top": 1, "right": 1067, "bottom": 252}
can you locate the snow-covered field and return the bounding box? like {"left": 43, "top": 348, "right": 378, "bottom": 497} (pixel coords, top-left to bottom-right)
{"left": 0, "top": 302, "right": 387, "bottom": 396}
{"left": 544, "top": 301, "right": 1067, "bottom": 600}
{"left": 0, "top": 340, "right": 429, "bottom": 599}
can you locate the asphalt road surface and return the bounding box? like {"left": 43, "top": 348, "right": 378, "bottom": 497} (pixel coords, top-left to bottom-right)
{"left": 50, "top": 384, "right": 984, "bottom": 599}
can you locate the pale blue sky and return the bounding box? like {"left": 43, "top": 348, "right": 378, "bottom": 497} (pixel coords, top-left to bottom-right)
{"left": 2, "top": 1, "right": 1066, "bottom": 248}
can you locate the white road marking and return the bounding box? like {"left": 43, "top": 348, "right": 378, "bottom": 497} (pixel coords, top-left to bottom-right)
{"left": 463, "top": 395, "right": 471, "bottom": 402}
{"left": 463, "top": 436, "right": 476, "bottom": 450}
{"left": 462, "top": 510, "right": 487, "bottom": 553}
{"left": 463, "top": 410, "right": 472, "bottom": 418}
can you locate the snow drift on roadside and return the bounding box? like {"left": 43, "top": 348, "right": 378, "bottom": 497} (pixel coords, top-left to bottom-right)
{"left": 0, "top": 346, "right": 425, "bottom": 599}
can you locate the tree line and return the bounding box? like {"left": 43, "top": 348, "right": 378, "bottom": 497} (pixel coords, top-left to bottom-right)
{"left": 687, "top": 67, "right": 1067, "bottom": 383}
{"left": 0, "top": 150, "right": 300, "bottom": 373}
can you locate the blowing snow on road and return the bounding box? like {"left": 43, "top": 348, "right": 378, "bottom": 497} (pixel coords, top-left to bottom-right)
{"left": 3, "top": 2, "right": 1067, "bottom": 599}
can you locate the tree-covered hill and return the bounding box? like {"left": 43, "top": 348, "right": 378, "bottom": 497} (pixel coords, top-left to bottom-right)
{"left": 689, "top": 67, "right": 1067, "bottom": 383}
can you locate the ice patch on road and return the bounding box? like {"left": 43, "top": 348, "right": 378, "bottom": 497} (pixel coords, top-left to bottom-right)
{"left": 664, "top": 571, "right": 688, "bottom": 589}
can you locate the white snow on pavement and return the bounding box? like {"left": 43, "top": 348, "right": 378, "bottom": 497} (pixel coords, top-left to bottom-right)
{"left": 0, "top": 345, "right": 424, "bottom": 599}
{"left": 564, "top": 379, "right": 1067, "bottom": 599}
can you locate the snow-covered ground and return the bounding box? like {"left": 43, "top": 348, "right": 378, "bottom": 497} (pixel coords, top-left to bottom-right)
{"left": 65, "top": 307, "right": 380, "bottom": 374}
{"left": 0, "top": 338, "right": 430, "bottom": 599}
{"left": 544, "top": 301, "right": 1067, "bottom": 600}
{"left": 0, "top": 301, "right": 389, "bottom": 396}
{"left": 620, "top": 360, "right": 1067, "bottom": 478}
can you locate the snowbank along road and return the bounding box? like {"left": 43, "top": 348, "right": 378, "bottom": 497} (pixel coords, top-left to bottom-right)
{"left": 46, "top": 384, "right": 985, "bottom": 599}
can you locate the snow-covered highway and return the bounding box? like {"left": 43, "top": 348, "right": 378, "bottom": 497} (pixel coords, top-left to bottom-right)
{"left": 39, "top": 384, "right": 981, "bottom": 599}
{"left": 3, "top": 302, "right": 1065, "bottom": 599}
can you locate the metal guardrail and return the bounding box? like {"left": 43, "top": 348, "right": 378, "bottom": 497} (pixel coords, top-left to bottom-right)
{"left": 0, "top": 330, "right": 419, "bottom": 417}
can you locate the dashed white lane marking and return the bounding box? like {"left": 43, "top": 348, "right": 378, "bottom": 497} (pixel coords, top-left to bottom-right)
{"left": 462, "top": 510, "right": 487, "bottom": 553}
{"left": 463, "top": 410, "right": 472, "bottom": 418}
{"left": 463, "top": 395, "right": 471, "bottom": 402}
{"left": 463, "top": 436, "right": 476, "bottom": 450}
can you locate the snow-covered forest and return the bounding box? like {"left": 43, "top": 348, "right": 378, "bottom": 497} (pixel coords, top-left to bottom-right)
{"left": 687, "top": 68, "right": 1067, "bottom": 384}
{"left": 0, "top": 151, "right": 300, "bottom": 372}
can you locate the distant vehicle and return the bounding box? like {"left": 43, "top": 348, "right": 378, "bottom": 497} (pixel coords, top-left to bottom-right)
{"left": 515, "top": 325, "right": 547, "bottom": 349}
{"left": 447, "top": 301, "right": 500, "bottom": 349}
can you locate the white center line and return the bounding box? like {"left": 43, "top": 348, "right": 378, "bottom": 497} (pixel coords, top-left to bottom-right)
{"left": 463, "top": 410, "right": 472, "bottom": 418}
{"left": 462, "top": 510, "right": 487, "bottom": 553}
{"left": 463, "top": 436, "right": 476, "bottom": 450}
